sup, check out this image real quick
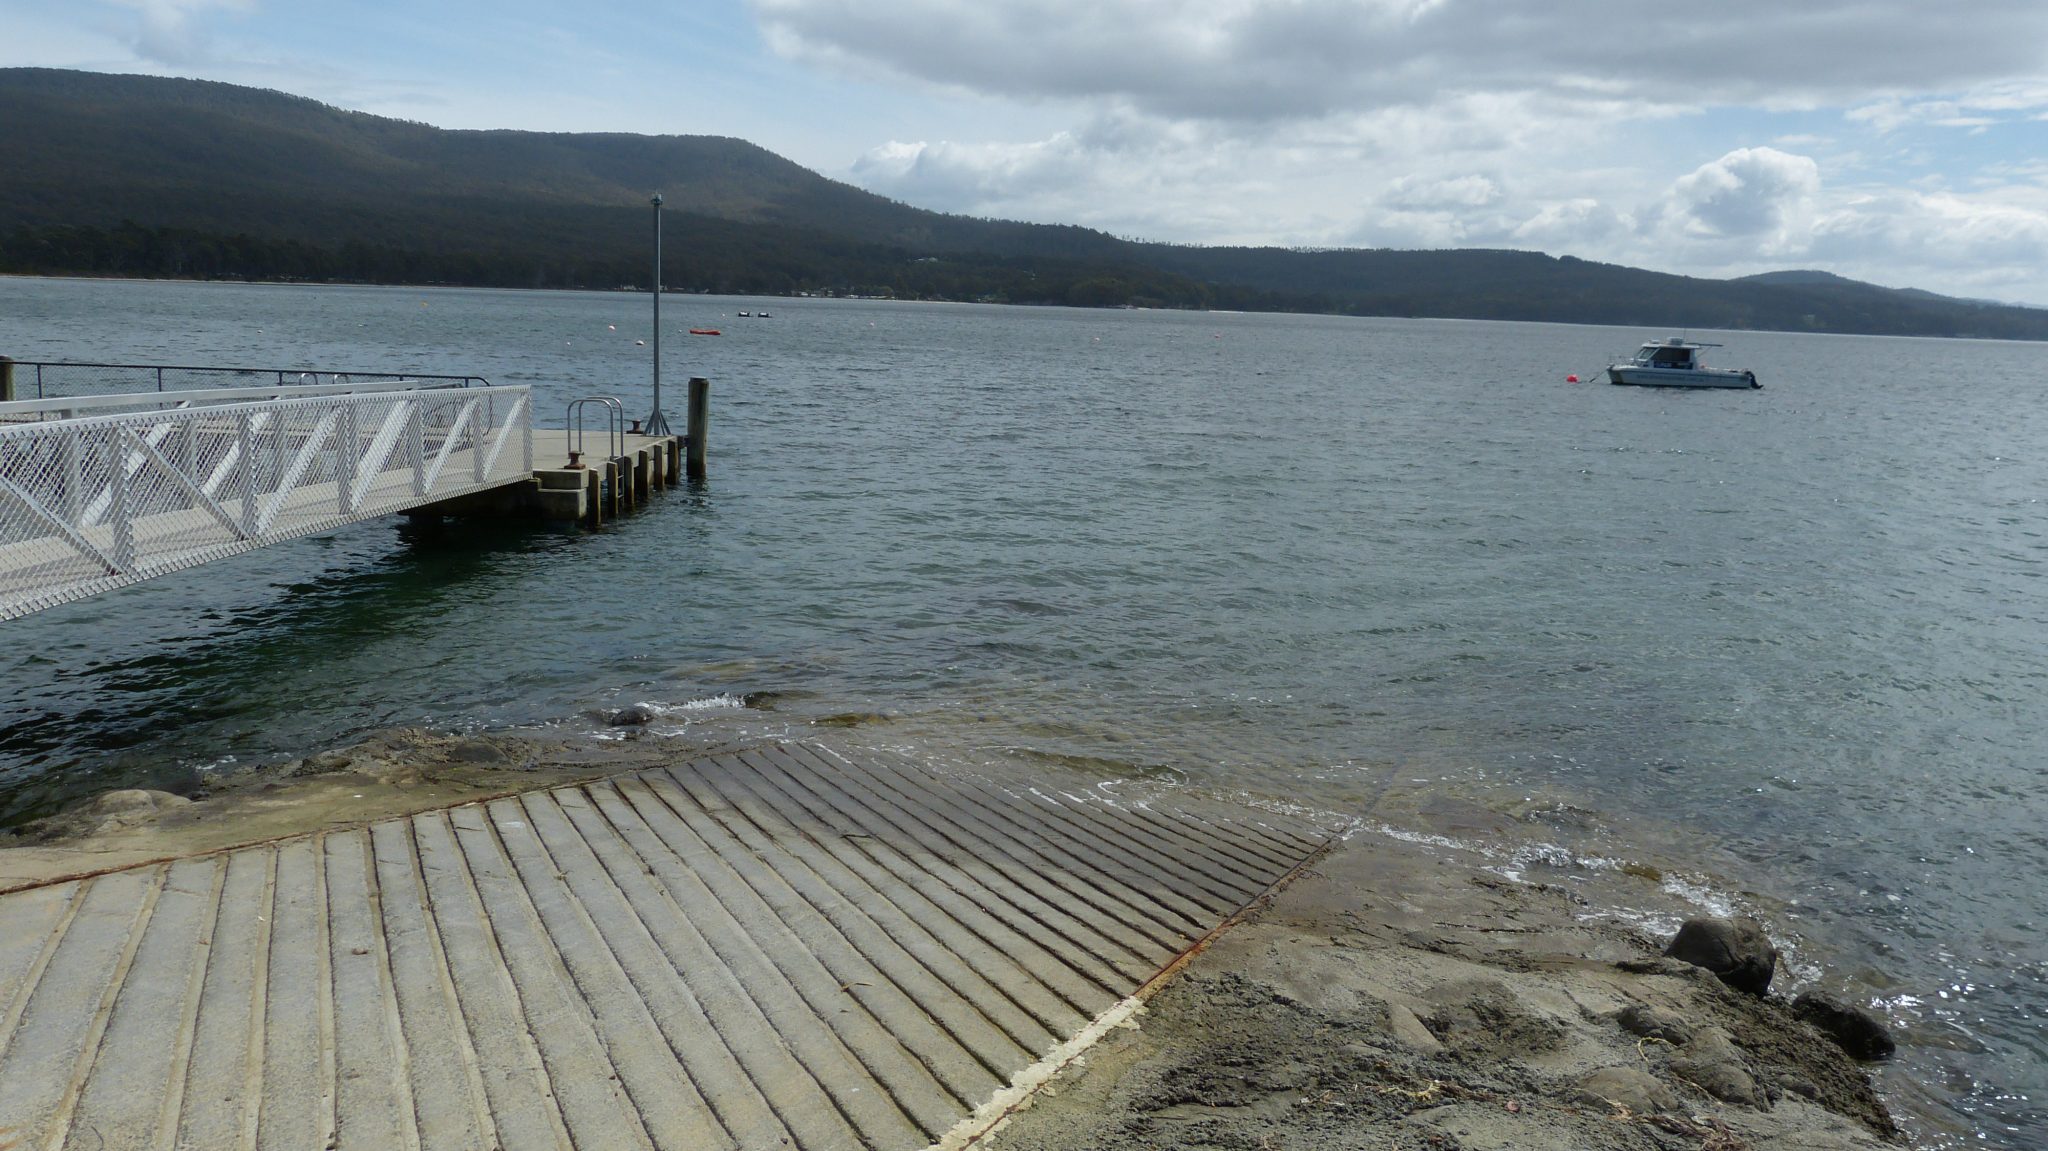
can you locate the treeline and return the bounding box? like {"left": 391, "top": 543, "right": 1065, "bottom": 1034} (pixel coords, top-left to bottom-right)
{"left": 0, "top": 219, "right": 1309, "bottom": 312}
{"left": 1147, "top": 248, "right": 2048, "bottom": 339}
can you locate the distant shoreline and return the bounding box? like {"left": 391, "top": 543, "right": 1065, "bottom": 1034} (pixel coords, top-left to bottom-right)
{"left": 6, "top": 271, "right": 2043, "bottom": 342}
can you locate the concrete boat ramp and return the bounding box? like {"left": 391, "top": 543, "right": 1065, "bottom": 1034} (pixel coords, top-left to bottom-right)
{"left": 0, "top": 743, "right": 1329, "bottom": 1150}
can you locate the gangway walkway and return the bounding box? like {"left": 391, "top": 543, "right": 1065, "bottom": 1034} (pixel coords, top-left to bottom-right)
{"left": 0, "top": 378, "right": 533, "bottom": 620}
{"left": 0, "top": 742, "right": 1330, "bottom": 1151}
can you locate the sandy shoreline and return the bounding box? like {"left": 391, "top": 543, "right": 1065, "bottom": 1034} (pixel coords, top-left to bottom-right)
{"left": 2, "top": 729, "right": 1908, "bottom": 1149}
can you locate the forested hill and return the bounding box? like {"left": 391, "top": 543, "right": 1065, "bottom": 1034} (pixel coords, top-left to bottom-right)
{"left": 4, "top": 67, "right": 2045, "bottom": 339}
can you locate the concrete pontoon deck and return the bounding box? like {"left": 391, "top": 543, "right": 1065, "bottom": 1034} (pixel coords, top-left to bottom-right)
{"left": 0, "top": 743, "right": 1329, "bottom": 1150}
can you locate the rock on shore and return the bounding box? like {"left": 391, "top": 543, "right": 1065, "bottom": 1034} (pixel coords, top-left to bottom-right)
{"left": 984, "top": 834, "right": 1900, "bottom": 1151}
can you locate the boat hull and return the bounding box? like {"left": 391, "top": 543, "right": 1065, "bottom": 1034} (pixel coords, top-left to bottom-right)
{"left": 1607, "top": 366, "right": 1759, "bottom": 389}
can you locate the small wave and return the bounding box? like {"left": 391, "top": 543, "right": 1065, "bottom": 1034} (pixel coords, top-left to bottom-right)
{"left": 676, "top": 692, "right": 750, "bottom": 712}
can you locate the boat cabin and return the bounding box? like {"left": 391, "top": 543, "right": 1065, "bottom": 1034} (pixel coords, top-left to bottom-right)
{"left": 1632, "top": 339, "right": 1715, "bottom": 369}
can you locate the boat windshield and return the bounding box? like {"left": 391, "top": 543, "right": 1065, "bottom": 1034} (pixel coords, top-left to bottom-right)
{"left": 1637, "top": 344, "right": 1695, "bottom": 368}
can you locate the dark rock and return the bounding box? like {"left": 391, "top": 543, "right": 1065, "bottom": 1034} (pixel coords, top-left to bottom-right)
{"left": 1664, "top": 916, "right": 1779, "bottom": 996}
{"left": 1384, "top": 1003, "right": 1444, "bottom": 1053}
{"left": 1615, "top": 1003, "right": 1693, "bottom": 1045}
{"left": 294, "top": 750, "right": 359, "bottom": 776}
{"left": 814, "top": 711, "right": 890, "bottom": 728}
{"left": 1669, "top": 1026, "right": 1769, "bottom": 1109}
{"left": 1422, "top": 978, "right": 1563, "bottom": 1056}
{"left": 16, "top": 787, "right": 197, "bottom": 844}
{"left": 1777, "top": 1073, "right": 1820, "bottom": 1099}
{"left": 1671, "top": 1053, "right": 1766, "bottom": 1108}
{"left": 445, "top": 739, "right": 510, "bottom": 764}
{"left": 609, "top": 704, "right": 660, "bottom": 726}
{"left": 1793, "top": 991, "right": 1896, "bottom": 1060}
{"left": 1616, "top": 956, "right": 1709, "bottom": 979}
{"left": 90, "top": 788, "right": 191, "bottom": 814}
{"left": 1574, "top": 1067, "right": 1678, "bottom": 1114}
{"left": 1654, "top": 1024, "right": 1769, "bottom": 1105}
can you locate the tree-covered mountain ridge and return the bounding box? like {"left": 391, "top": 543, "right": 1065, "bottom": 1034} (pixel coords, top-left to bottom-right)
{"left": 4, "top": 67, "right": 2044, "bottom": 339}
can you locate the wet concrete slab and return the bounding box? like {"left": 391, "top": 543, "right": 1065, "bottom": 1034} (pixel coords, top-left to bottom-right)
{"left": 0, "top": 742, "right": 1327, "bottom": 1150}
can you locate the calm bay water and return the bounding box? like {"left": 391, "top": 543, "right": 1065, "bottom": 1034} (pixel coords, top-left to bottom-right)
{"left": 3, "top": 276, "right": 2045, "bottom": 1146}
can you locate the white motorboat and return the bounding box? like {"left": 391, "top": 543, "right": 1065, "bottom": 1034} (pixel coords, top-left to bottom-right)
{"left": 1607, "top": 339, "right": 1760, "bottom": 389}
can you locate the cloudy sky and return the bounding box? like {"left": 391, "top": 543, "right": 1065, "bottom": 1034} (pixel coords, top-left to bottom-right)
{"left": 9, "top": 1, "right": 2048, "bottom": 303}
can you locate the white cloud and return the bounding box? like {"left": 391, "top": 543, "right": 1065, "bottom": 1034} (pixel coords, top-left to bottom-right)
{"left": 1512, "top": 199, "right": 1632, "bottom": 249}
{"left": 752, "top": 0, "right": 2048, "bottom": 123}
{"left": 1809, "top": 188, "right": 2048, "bottom": 294}
{"left": 107, "top": 0, "right": 255, "bottom": 66}
{"left": 1668, "top": 147, "right": 1821, "bottom": 251}
{"left": 852, "top": 134, "right": 1096, "bottom": 211}
{"left": 1382, "top": 174, "right": 1502, "bottom": 211}
{"left": 1849, "top": 81, "right": 2048, "bottom": 133}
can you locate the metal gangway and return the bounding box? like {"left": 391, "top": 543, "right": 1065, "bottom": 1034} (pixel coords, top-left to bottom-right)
{"left": 0, "top": 365, "right": 533, "bottom": 621}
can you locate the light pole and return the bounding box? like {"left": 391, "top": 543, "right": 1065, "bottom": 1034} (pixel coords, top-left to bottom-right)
{"left": 645, "top": 191, "right": 674, "bottom": 435}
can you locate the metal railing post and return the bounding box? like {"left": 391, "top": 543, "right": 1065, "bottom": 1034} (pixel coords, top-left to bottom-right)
{"left": 410, "top": 401, "right": 426, "bottom": 497}
{"left": 472, "top": 399, "right": 487, "bottom": 484}
{"left": 108, "top": 427, "right": 134, "bottom": 571}
{"left": 237, "top": 413, "right": 258, "bottom": 536}
{"left": 521, "top": 401, "right": 533, "bottom": 475}
{"left": 63, "top": 426, "right": 84, "bottom": 527}
{"left": 339, "top": 400, "right": 359, "bottom": 513}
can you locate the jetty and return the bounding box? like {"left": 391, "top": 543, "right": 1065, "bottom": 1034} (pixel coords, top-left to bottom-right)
{"left": 0, "top": 742, "right": 1328, "bottom": 1150}
{"left": 0, "top": 359, "right": 706, "bottom": 621}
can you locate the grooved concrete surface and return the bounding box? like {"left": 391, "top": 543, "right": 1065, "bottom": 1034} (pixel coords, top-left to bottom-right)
{"left": 0, "top": 743, "right": 1327, "bottom": 1151}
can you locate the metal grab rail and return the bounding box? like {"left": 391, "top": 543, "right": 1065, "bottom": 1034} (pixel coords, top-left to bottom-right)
{"left": 0, "top": 360, "right": 488, "bottom": 402}
{"left": 0, "top": 384, "right": 534, "bottom": 621}
{"left": 564, "top": 397, "right": 624, "bottom": 466}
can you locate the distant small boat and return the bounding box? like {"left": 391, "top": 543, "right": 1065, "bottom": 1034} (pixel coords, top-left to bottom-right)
{"left": 737, "top": 311, "right": 751, "bottom": 317}
{"left": 688, "top": 328, "right": 721, "bottom": 336}
{"left": 1607, "top": 339, "right": 1760, "bottom": 389}
{"left": 756, "top": 311, "right": 771, "bottom": 318}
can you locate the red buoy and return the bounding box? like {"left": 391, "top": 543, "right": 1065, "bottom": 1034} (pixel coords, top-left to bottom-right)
{"left": 1566, "top": 374, "right": 1579, "bottom": 383}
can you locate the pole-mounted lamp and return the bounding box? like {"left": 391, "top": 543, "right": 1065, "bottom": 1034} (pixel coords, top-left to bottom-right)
{"left": 645, "top": 191, "right": 674, "bottom": 435}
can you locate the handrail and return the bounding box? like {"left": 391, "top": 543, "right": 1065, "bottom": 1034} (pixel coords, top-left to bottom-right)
{"left": 0, "top": 378, "right": 470, "bottom": 420}
{"left": 0, "top": 384, "right": 534, "bottom": 621}
{"left": 0, "top": 360, "right": 489, "bottom": 402}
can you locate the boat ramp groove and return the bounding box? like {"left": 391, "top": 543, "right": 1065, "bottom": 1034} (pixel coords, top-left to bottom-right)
{"left": 0, "top": 743, "right": 1329, "bottom": 1150}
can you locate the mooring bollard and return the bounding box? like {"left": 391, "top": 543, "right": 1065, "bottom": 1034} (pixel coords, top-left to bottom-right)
{"left": 686, "top": 376, "right": 709, "bottom": 480}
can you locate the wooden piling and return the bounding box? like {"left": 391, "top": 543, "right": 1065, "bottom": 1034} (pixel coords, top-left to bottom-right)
{"left": 686, "top": 377, "right": 709, "bottom": 480}
{"left": 0, "top": 356, "right": 13, "bottom": 402}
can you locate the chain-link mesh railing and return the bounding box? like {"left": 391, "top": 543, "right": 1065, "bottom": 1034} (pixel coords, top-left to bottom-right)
{"left": 0, "top": 384, "right": 532, "bottom": 620}
{"left": 0, "top": 360, "right": 486, "bottom": 402}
